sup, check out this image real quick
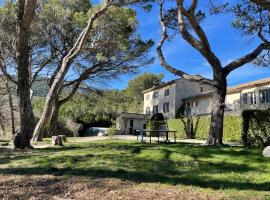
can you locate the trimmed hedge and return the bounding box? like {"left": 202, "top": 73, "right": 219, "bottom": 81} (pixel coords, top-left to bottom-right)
{"left": 146, "top": 120, "right": 166, "bottom": 137}
{"left": 242, "top": 109, "right": 270, "bottom": 147}
{"left": 167, "top": 115, "right": 242, "bottom": 143}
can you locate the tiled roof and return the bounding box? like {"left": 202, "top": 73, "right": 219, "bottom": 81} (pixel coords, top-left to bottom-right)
{"left": 142, "top": 77, "right": 270, "bottom": 97}
{"left": 227, "top": 77, "right": 270, "bottom": 94}
{"left": 183, "top": 77, "right": 270, "bottom": 101}
{"left": 142, "top": 79, "right": 178, "bottom": 94}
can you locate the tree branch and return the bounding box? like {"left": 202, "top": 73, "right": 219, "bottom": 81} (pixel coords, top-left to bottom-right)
{"left": 58, "top": 81, "right": 81, "bottom": 106}
{"left": 176, "top": 0, "right": 222, "bottom": 71}
{"left": 257, "top": 6, "right": 270, "bottom": 43}
{"left": 224, "top": 43, "right": 270, "bottom": 75}
{"left": 62, "top": 64, "right": 101, "bottom": 88}
{"left": 189, "top": 0, "right": 198, "bottom": 12}
{"left": 66, "top": 0, "right": 113, "bottom": 61}
{"left": 156, "top": 0, "right": 213, "bottom": 85}
{"left": 30, "top": 55, "right": 57, "bottom": 86}
{"left": 0, "top": 60, "right": 18, "bottom": 85}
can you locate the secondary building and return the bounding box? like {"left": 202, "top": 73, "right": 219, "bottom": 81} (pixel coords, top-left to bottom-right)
{"left": 116, "top": 112, "right": 150, "bottom": 135}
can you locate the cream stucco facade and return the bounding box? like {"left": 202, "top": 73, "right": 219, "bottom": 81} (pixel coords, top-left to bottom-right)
{"left": 143, "top": 78, "right": 212, "bottom": 118}
{"left": 143, "top": 77, "right": 270, "bottom": 118}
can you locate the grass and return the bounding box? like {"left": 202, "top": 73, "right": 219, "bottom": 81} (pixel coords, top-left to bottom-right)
{"left": 0, "top": 138, "right": 270, "bottom": 199}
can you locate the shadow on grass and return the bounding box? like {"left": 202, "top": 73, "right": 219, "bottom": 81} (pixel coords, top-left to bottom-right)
{"left": 0, "top": 165, "right": 269, "bottom": 192}
{"left": 1, "top": 141, "right": 269, "bottom": 192}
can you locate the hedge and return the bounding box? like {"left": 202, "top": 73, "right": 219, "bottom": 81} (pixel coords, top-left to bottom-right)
{"left": 167, "top": 115, "right": 242, "bottom": 143}
{"left": 242, "top": 109, "right": 270, "bottom": 147}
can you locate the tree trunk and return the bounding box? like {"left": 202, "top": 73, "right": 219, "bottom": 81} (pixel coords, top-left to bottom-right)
{"left": 207, "top": 77, "right": 227, "bottom": 146}
{"left": 48, "top": 96, "right": 60, "bottom": 136}
{"left": 31, "top": 2, "right": 111, "bottom": 142}
{"left": 31, "top": 60, "right": 71, "bottom": 142}
{"left": 14, "top": 0, "right": 36, "bottom": 149}
{"left": 0, "top": 116, "right": 6, "bottom": 137}
{"left": 186, "top": 117, "right": 193, "bottom": 139}
{"left": 4, "top": 78, "right": 15, "bottom": 135}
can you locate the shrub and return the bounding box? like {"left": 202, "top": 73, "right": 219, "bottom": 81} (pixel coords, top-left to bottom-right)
{"left": 167, "top": 119, "right": 185, "bottom": 139}
{"left": 146, "top": 120, "right": 166, "bottom": 137}
{"left": 147, "top": 120, "right": 165, "bottom": 131}
{"left": 167, "top": 115, "right": 242, "bottom": 143}
{"left": 151, "top": 113, "right": 165, "bottom": 121}
{"left": 65, "top": 118, "right": 83, "bottom": 137}
{"left": 242, "top": 109, "right": 270, "bottom": 147}
{"left": 107, "top": 127, "right": 118, "bottom": 138}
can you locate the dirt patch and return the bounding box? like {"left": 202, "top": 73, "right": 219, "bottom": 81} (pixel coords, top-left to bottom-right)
{"left": 0, "top": 175, "right": 229, "bottom": 200}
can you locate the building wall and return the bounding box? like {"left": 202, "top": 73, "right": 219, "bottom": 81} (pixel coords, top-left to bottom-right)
{"left": 116, "top": 114, "right": 149, "bottom": 135}
{"left": 143, "top": 83, "right": 177, "bottom": 119}
{"left": 226, "top": 92, "right": 241, "bottom": 112}
{"left": 188, "top": 84, "right": 270, "bottom": 115}
{"left": 174, "top": 79, "right": 213, "bottom": 115}
{"left": 143, "top": 79, "right": 213, "bottom": 119}
{"left": 187, "top": 98, "right": 212, "bottom": 116}
{"left": 144, "top": 78, "right": 270, "bottom": 118}
{"left": 237, "top": 85, "right": 270, "bottom": 110}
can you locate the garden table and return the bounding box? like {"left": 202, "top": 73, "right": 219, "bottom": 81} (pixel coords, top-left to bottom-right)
{"left": 144, "top": 130, "right": 177, "bottom": 144}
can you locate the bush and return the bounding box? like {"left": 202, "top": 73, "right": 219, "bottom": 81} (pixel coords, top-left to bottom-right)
{"left": 147, "top": 113, "right": 165, "bottom": 137}
{"left": 107, "top": 127, "right": 118, "bottom": 138}
{"left": 242, "top": 109, "right": 270, "bottom": 147}
{"left": 65, "top": 118, "right": 83, "bottom": 137}
{"left": 167, "top": 115, "right": 242, "bottom": 143}
{"left": 167, "top": 119, "right": 185, "bottom": 139}
{"left": 151, "top": 113, "right": 165, "bottom": 121}
{"left": 147, "top": 120, "right": 165, "bottom": 131}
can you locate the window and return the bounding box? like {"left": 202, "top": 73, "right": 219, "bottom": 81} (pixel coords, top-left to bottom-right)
{"left": 242, "top": 93, "right": 248, "bottom": 104}
{"left": 164, "top": 89, "right": 169, "bottom": 96}
{"left": 259, "top": 89, "right": 270, "bottom": 104}
{"left": 200, "top": 87, "right": 203, "bottom": 93}
{"left": 153, "top": 105, "right": 159, "bottom": 114}
{"left": 145, "top": 107, "right": 150, "bottom": 114}
{"left": 153, "top": 91, "right": 158, "bottom": 99}
{"left": 146, "top": 95, "right": 150, "bottom": 100}
{"left": 249, "top": 92, "right": 256, "bottom": 104}
{"left": 242, "top": 92, "right": 256, "bottom": 105}
{"left": 163, "top": 102, "right": 169, "bottom": 113}
{"left": 130, "top": 120, "right": 133, "bottom": 127}
{"left": 185, "top": 102, "right": 191, "bottom": 114}
{"left": 188, "top": 101, "right": 198, "bottom": 107}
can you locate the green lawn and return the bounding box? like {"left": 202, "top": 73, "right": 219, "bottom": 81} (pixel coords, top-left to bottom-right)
{"left": 0, "top": 138, "right": 270, "bottom": 199}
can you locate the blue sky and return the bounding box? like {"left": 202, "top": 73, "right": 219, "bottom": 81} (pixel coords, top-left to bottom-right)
{"left": 1, "top": 0, "right": 270, "bottom": 89}
{"left": 110, "top": 1, "right": 270, "bottom": 89}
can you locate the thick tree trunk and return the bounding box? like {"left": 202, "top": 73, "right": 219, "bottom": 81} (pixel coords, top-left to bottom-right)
{"left": 14, "top": 0, "right": 36, "bottom": 149}
{"left": 0, "top": 117, "right": 6, "bottom": 137}
{"left": 4, "top": 79, "right": 15, "bottom": 135}
{"left": 207, "top": 77, "right": 227, "bottom": 146}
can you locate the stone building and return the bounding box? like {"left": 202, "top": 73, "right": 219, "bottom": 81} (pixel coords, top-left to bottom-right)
{"left": 142, "top": 78, "right": 212, "bottom": 119}
{"left": 143, "top": 77, "right": 270, "bottom": 118}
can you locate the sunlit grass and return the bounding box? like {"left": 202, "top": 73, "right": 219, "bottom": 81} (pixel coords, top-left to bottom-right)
{"left": 0, "top": 138, "right": 270, "bottom": 199}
